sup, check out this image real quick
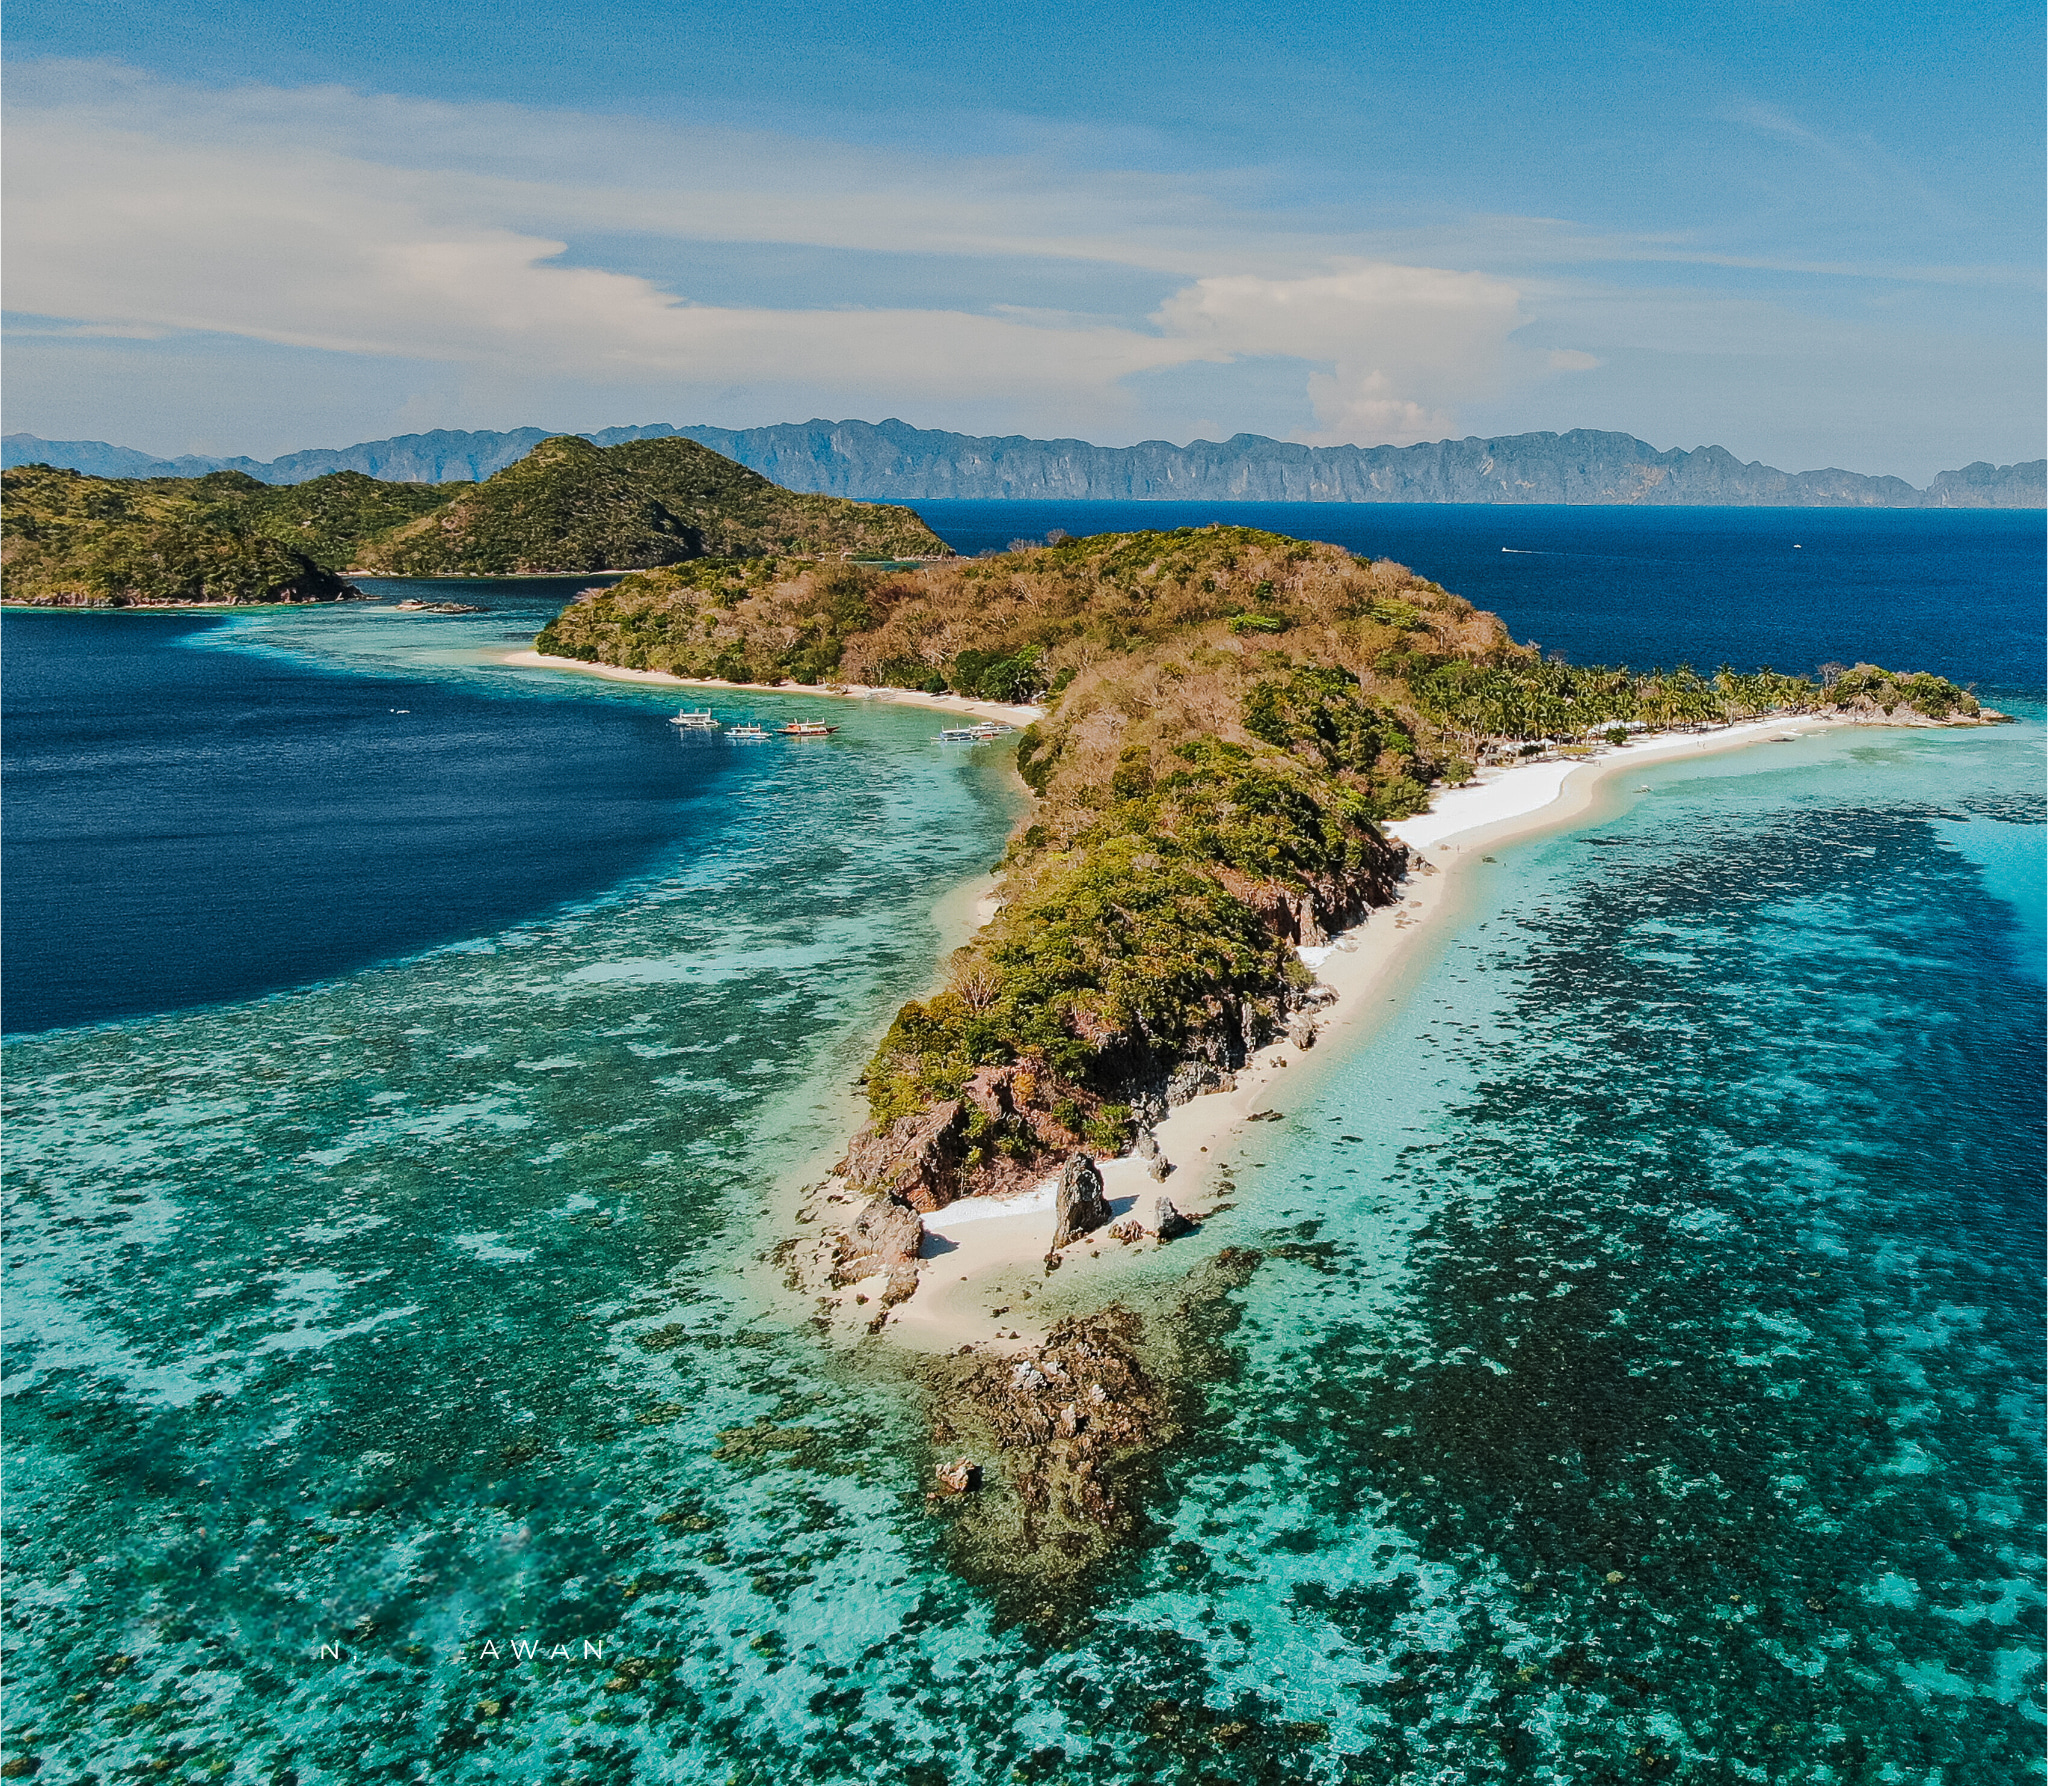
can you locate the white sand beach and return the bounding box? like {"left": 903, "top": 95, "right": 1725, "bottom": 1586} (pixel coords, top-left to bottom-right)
{"left": 847, "top": 714, "right": 1842, "bottom": 1351}
{"left": 499, "top": 650, "right": 1045, "bottom": 726}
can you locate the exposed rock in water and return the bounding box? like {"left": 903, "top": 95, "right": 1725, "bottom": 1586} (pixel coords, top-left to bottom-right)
{"left": 934, "top": 1458, "right": 981, "bottom": 1495}
{"left": 827, "top": 1194, "right": 923, "bottom": 1305}
{"left": 1050, "top": 1153, "right": 1111, "bottom": 1250}
{"left": 925, "top": 1309, "right": 1164, "bottom": 1588}
{"left": 920, "top": 1249, "right": 1269, "bottom": 1629}
{"left": 1154, "top": 1198, "right": 1196, "bottom": 1239}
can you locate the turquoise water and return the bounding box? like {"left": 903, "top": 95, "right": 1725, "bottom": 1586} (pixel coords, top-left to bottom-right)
{"left": 5, "top": 593, "right": 2043, "bottom": 1780}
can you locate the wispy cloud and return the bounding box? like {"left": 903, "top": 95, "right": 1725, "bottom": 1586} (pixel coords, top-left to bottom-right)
{"left": 3, "top": 63, "right": 1551, "bottom": 444}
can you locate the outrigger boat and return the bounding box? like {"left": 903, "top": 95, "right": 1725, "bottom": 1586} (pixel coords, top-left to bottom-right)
{"left": 668, "top": 707, "right": 718, "bottom": 729}
{"left": 728, "top": 722, "right": 770, "bottom": 741}
{"left": 937, "top": 720, "right": 1015, "bottom": 743}
{"left": 776, "top": 720, "right": 840, "bottom": 737}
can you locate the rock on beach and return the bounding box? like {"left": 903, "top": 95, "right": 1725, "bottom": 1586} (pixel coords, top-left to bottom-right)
{"left": 1050, "top": 1153, "right": 1111, "bottom": 1250}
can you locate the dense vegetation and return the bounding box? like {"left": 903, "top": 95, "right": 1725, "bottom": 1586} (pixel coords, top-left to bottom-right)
{"left": 0, "top": 463, "right": 411, "bottom": 605}
{"left": 2, "top": 438, "right": 942, "bottom": 604}
{"left": 357, "top": 435, "right": 943, "bottom": 575}
{"left": 539, "top": 523, "right": 1980, "bottom": 1204}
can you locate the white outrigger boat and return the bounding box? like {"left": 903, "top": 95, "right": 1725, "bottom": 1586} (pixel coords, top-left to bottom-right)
{"left": 668, "top": 707, "right": 718, "bottom": 729}
{"left": 937, "top": 720, "right": 1015, "bottom": 744}
{"left": 728, "top": 721, "right": 770, "bottom": 741}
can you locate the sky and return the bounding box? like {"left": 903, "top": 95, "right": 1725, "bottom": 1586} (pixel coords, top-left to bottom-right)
{"left": 4, "top": 0, "right": 2042, "bottom": 481}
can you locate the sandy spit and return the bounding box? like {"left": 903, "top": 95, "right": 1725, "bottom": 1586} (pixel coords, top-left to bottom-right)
{"left": 851, "top": 715, "right": 1849, "bottom": 1352}
{"left": 498, "top": 650, "right": 1045, "bottom": 726}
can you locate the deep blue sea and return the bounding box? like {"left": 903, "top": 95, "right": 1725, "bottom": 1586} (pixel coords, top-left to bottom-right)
{"left": 4, "top": 509, "right": 2042, "bottom": 1783}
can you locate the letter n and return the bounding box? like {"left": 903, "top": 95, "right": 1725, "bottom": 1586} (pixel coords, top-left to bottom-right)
{"left": 584, "top": 1640, "right": 604, "bottom": 1660}
{"left": 319, "top": 1643, "right": 341, "bottom": 1661}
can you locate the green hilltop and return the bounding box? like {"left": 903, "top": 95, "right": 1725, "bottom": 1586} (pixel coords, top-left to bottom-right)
{"left": 1, "top": 436, "right": 945, "bottom": 604}
{"left": 355, "top": 435, "right": 944, "bottom": 575}
{"left": 0, "top": 464, "right": 423, "bottom": 606}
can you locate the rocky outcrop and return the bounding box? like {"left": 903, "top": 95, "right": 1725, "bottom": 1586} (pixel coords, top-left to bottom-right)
{"left": 1050, "top": 1153, "right": 1111, "bottom": 1250}
{"left": 841, "top": 1099, "right": 966, "bottom": 1212}
{"left": 927, "top": 1309, "right": 1165, "bottom": 1579}
{"left": 934, "top": 1458, "right": 981, "bottom": 1494}
{"left": 1154, "top": 1197, "right": 1197, "bottom": 1240}
{"left": 827, "top": 1194, "right": 924, "bottom": 1305}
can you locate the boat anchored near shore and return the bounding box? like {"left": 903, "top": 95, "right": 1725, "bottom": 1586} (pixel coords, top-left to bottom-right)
{"left": 937, "top": 721, "right": 1016, "bottom": 744}
{"left": 668, "top": 707, "right": 719, "bottom": 729}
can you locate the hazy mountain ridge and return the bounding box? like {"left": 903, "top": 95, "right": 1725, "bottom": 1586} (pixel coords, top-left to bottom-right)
{"left": 6, "top": 422, "right": 2041, "bottom": 508}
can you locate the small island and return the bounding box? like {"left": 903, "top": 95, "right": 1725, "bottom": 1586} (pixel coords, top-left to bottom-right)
{"left": 0, "top": 435, "right": 942, "bottom": 606}
{"left": 523, "top": 521, "right": 1995, "bottom": 1599}
{"left": 6, "top": 431, "right": 1995, "bottom": 1605}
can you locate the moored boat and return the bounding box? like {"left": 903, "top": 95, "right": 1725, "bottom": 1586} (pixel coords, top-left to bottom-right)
{"left": 728, "top": 722, "right": 770, "bottom": 740}
{"left": 776, "top": 720, "right": 840, "bottom": 736}
{"left": 669, "top": 708, "right": 718, "bottom": 729}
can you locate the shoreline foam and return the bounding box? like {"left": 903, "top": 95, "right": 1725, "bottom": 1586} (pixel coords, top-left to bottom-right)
{"left": 849, "top": 714, "right": 1849, "bottom": 1351}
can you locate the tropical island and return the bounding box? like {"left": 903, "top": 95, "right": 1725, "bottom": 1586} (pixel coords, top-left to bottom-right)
{"left": 0, "top": 435, "right": 941, "bottom": 605}
{"left": 534, "top": 526, "right": 1985, "bottom": 1247}
{"left": 521, "top": 521, "right": 1995, "bottom": 1601}
{"left": 2, "top": 423, "right": 1999, "bottom": 1604}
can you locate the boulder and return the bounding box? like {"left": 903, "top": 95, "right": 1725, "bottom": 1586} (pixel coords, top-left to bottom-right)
{"left": 1051, "top": 1153, "right": 1112, "bottom": 1249}
{"left": 935, "top": 1458, "right": 981, "bottom": 1494}
{"left": 1133, "top": 1124, "right": 1159, "bottom": 1161}
{"left": 1107, "top": 1218, "right": 1144, "bottom": 1244}
{"left": 1153, "top": 1197, "right": 1196, "bottom": 1240}
{"left": 1147, "top": 1154, "right": 1175, "bottom": 1181}
{"left": 1288, "top": 1014, "right": 1319, "bottom": 1050}
{"left": 828, "top": 1194, "right": 925, "bottom": 1305}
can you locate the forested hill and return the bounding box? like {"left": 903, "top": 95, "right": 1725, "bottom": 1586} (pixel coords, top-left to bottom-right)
{"left": 1, "top": 437, "right": 942, "bottom": 604}
{"left": 8, "top": 424, "right": 2041, "bottom": 508}
{"left": 531, "top": 526, "right": 1991, "bottom": 1225}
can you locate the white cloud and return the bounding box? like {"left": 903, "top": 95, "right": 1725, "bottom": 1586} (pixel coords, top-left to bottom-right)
{"left": 1156, "top": 267, "right": 1524, "bottom": 443}
{"left": 2, "top": 65, "right": 1535, "bottom": 445}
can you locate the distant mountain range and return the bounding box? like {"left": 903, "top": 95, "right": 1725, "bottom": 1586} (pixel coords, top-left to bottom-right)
{"left": 6, "top": 421, "right": 2041, "bottom": 508}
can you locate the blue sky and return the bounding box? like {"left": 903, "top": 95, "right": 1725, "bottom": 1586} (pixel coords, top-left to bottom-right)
{"left": 4, "top": 0, "right": 2041, "bottom": 478}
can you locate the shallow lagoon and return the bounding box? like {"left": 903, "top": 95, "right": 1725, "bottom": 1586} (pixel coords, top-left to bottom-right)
{"left": 3, "top": 522, "right": 2042, "bottom": 1781}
